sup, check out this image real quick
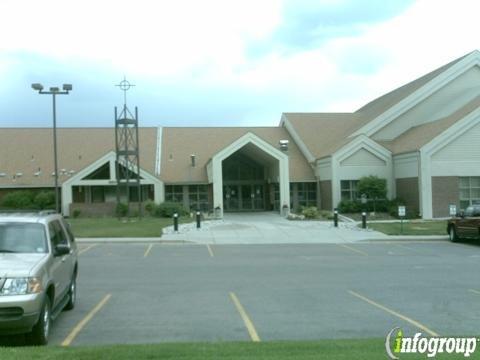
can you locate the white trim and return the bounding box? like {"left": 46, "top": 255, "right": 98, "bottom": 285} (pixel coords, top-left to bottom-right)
{"left": 211, "top": 132, "right": 290, "bottom": 217}
{"left": 281, "top": 114, "right": 316, "bottom": 163}
{"left": 350, "top": 51, "right": 480, "bottom": 137}
{"left": 331, "top": 136, "right": 393, "bottom": 208}
{"left": 418, "top": 106, "right": 480, "bottom": 219}
{"left": 61, "top": 151, "right": 163, "bottom": 216}
{"left": 155, "top": 126, "right": 162, "bottom": 176}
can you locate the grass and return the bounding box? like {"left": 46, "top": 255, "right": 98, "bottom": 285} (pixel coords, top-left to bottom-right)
{"left": 365, "top": 220, "right": 447, "bottom": 236}
{"left": 68, "top": 216, "right": 192, "bottom": 238}
{"left": 0, "top": 339, "right": 473, "bottom": 360}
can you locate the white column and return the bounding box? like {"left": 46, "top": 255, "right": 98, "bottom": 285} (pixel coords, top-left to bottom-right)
{"left": 154, "top": 183, "right": 164, "bottom": 203}
{"left": 61, "top": 184, "right": 73, "bottom": 216}
{"left": 278, "top": 157, "right": 290, "bottom": 214}
{"left": 212, "top": 158, "right": 223, "bottom": 217}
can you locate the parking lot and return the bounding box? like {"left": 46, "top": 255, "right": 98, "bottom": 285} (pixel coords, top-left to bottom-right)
{"left": 2, "top": 239, "right": 480, "bottom": 346}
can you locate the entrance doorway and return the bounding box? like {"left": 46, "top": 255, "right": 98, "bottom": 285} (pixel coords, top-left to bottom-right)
{"left": 223, "top": 184, "right": 265, "bottom": 211}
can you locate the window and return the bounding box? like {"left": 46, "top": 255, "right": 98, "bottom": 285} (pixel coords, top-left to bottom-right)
{"left": 48, "top": 221, "right": 68, "bottom": 248}
{"left": 297, "top": 182, "right": 317, "bottom": 207}
{"left": 459, "top": 177, "right": 480, "bottom": 210}
{"left": 165, "top": 185, "right": 184, "bottom": 203}
{"left": 341, "top": 180, "right": 358, "bottom": 201}
{"left": 188, "top": 185, "right": 209, "bottom": 211}
{"left": 91, "top": 186, "right": 105, "bottom": 203}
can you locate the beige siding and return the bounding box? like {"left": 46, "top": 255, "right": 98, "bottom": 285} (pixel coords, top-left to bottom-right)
{"left": 432, "top": 122, "right": 480, "bottom": 161}
{"left": 340, "top": 148, "right": 386, "bottom": 166}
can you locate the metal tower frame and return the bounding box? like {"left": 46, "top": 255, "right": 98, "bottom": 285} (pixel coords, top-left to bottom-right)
{"left": 114, "top": 78, "right": 142, "bottom": 217}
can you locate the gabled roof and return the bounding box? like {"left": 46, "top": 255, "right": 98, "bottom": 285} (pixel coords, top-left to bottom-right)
{"left": 354, "top": 52, "right": 472, "bottom": 121}
{"left": 282, "top": 113, "right": 364, "bottom": 159}
{"left": 378, "top": 95, "right": 480, "bottom": 154}
{"left": 160, "top": 127, "right": 315, "bottom": 183}
{"left": 0, "top": 128, "right": 158, "bottom": 187}
{"left": 284, "top": 51, "right": 479, "bottom": 160}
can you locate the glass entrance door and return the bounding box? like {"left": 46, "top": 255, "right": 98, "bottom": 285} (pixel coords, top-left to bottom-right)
{"left": 223, "top": 185, "right": 239, "bottom": 211}
{"left": 252, "top": 184, "right": 264, "bottom": 210}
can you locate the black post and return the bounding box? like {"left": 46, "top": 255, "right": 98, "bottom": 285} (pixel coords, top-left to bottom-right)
{"left": 334, "top": 208, "right": 338, "bottom": 228}
{"left": 173, "top": 212, "right": 179, "bottom": 232}
{"left": 362, "top": 212, "right": 367, "bottom": 229}
{"left": 52, "top": 93, "right": 60, "bottom": 214}
{"left": 196, "top": 211, "right": 201, "bottom": 229}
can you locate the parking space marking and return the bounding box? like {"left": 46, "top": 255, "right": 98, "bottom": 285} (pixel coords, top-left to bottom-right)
{"left": 61, "top": 294, "right": 112, "bottom": 346}
{"left": 468, "top": 289, "right": 480, "bottom": 295}
{"left": 206, "top": 244, "right": 214, "bottom": 257}
{"left": 229, "top": 292, "right": 260, "bottom": 342}
{"left": 348, "top": 290, "right": 439, "bottom": 337}
{"left": 78, "top": 244, "right": 98, "bottom": 255}
{"left": 144, "top": 244, "right": 154, "bottom": 258}
{"left": 339, "top": 244, "right": 368, "bottom": 256}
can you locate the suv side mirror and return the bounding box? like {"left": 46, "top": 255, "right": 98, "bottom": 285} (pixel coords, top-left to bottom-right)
{"left": 54, "top": 244, "right": 71, "bottom": 257}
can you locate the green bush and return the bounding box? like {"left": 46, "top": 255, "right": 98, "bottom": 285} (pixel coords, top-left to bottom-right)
{"left": 301, "top": 206, "right": 319, "bottom": 219}
{"left": 144, "top": 200, "right": 156, "bottom": 215}
{"left": 320, "top": 210, "right": 333, "bottom": 220}
{"left": 72, "top": 209, "right": 81, "bottom": 218}
{"left": 337, "top": 200, "right": 362, "bottom": 213}
{"left": 116, "top": 202, "right": 129, "bottom": 217}
{"left": 154, "top": 202, "right": 188, "bottom": 218}
{"left": 33, "top": 191, "right": 55, "bottom": 210}
{"left": 1, "top": 191, "right": 36, "bottom": 209}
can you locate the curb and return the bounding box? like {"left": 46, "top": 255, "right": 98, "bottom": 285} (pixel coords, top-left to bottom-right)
{"left": 77, "top": 238, "right": 194, "bottom": 244}
{"left": 361, "top": 235, "right": 449, "bottom": 242}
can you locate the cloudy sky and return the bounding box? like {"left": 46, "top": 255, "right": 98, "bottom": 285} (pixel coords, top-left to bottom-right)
{"left": 1, "top": 0, "right": 480, "bottom": 128}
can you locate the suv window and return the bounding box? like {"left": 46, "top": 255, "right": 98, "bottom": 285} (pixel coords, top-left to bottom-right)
{"left": 49, "top": 220, "right": 69, "bottom": 248}
{"left": 61, "top": 219, "right": 75, "bottom": 242}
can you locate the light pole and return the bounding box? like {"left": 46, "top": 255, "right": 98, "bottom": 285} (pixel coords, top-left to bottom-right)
{"left": 31, "top": 83, "right": 72, "bottom": 214}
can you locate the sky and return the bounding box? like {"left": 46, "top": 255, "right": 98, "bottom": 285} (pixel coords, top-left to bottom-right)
{"left": 1, "top": 0, "right": 480, "bottom": 128}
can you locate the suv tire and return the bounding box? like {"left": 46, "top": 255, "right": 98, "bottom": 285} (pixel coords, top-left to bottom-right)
{"left": 449, "top": 225, "right": 458, "bottom": 242}
{"left": 64, "top": 274, "right": 77, "bottom": 311}
{"left": 26, "top": 296, "right": 51, "bottom": 345}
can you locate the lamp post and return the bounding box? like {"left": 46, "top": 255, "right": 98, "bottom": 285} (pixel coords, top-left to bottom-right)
{"left": 31, "top": 83, "right": 72, "bottom": 214}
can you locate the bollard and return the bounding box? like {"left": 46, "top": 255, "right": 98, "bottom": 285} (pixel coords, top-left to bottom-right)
{"left": 196, "top": 211, "right": 201, "bottom": 229}
{"left": 334, "top": 208, "right": 338, "bottom": 228}
{"left": 362, "top": 212, "right": 367, "bottom": 229}
{"left": 173, "top": 212, "right": 179, "bottom": 232}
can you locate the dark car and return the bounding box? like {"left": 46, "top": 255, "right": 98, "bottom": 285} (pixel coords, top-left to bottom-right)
{"left": 447, "top": 205, "right": 480, "bottom": 242}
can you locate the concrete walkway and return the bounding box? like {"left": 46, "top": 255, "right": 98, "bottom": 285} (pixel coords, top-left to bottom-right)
{"left": 157, "top": 212, "right": 447, "bottom": 244}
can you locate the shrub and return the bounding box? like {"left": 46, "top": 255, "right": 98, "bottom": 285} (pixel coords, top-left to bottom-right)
{"left": 337, "top": 200, "right": 362, "bottom": 213}
{"left": 72, "top": 209, "right": 81, "bottom": 218}
{"left": 116, "top": 202, "right": 129, "bottom": 217}
{"left": 154, "top": 202, "right": 188, "bottom": 218}
{"left": 1, "top": 190, "right": 36, "bottom": 209}
{"left": 320, "top": 210, "right": 333, "bottom": 220}
{"left": 301, "top": 206, "right": 319, "bottom": 219}
{"left": 33, "top": 191, "right": 55, "bottom": 210}
{"left": 144, "top": 200, "right": 156, "bottom": 216}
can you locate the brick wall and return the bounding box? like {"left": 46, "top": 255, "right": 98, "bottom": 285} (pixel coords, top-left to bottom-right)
{"left": 319, "top": 180, "right": 332, "bottom": 210}
{"left": 432, "top": 177, "right": 459, "bottom": 218}
{"left": 396, "top": 178, "right": 419, "bottom": 214}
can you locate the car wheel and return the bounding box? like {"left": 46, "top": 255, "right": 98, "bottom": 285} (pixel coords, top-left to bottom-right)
{"left": 64, "top": 275, "right": 76, "bottom": 311}
{"left": 26, "top": 296, "right": 51, "bottom": 345}
{"left": 449, "top": 226, "right": 458, "bottom": 242}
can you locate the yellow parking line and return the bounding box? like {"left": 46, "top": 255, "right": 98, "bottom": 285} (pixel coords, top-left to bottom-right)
{"left": 348, "top": 290, "right": 439, "bottom": 337}
{"left": 61, "top": 294, "right": 112, "bottom": 346}
{"left": 78, "top": 244, "right": 98, "bottom": 255}
{"left": 206, "top": 244, "right": 214, "bottom": 257}
{"left": 144, "top": 244, "right": 154, "bottom": 258}
{"left": 339, "top": 244, "right": 368, "bottom": 256}
{"left": 229, "top": 292, "right": 260, "bottom": 342}
{"left": 468, "top": 289, "right": 480, "bottom": 295}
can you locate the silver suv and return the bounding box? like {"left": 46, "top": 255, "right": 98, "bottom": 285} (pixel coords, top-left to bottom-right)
{"left": 0, "top": 211, "right": 78, "bottom": 345}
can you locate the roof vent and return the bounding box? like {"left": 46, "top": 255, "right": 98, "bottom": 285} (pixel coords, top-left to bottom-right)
{"left": 0, "top": 172, "right": 6, "bottom": 177}
{"left": 191, "top": 154, "right": 196, "bottom": 167}
{"left": 279, "top": 140, "right": 289, "bottom": 151}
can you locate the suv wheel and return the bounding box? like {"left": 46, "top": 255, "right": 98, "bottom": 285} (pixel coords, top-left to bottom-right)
{"left": 449, "top": 226, "right": 458, "bottom": 242}
{"left": 64, "top": 275, "right": 76, "bottom": 311}
{"left": 26, "top": 296, "right": 51, "bottom": 345}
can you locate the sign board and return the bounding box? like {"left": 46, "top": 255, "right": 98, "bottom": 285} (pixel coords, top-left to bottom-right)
{"left": 449, "top": 205, "right": 457, "bottom": 216}
{"left": 398, "top": 206, "right": 406, "bottom": 217}
{"left": 360, "top": 194, "right": 367, "bottom": 204}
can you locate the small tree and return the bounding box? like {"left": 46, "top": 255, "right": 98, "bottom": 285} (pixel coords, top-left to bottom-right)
{"left": 357, "top": 176, "right": 387, "bottom": 213}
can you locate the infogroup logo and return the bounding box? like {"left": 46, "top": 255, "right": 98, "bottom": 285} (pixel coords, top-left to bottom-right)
{"left": 385, "top": 327, "right": 478, "bottom": 359}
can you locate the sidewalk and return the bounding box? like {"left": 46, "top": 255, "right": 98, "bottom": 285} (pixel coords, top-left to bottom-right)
{"left": 76, "top": 212, "right": 448, "bottom": 244}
